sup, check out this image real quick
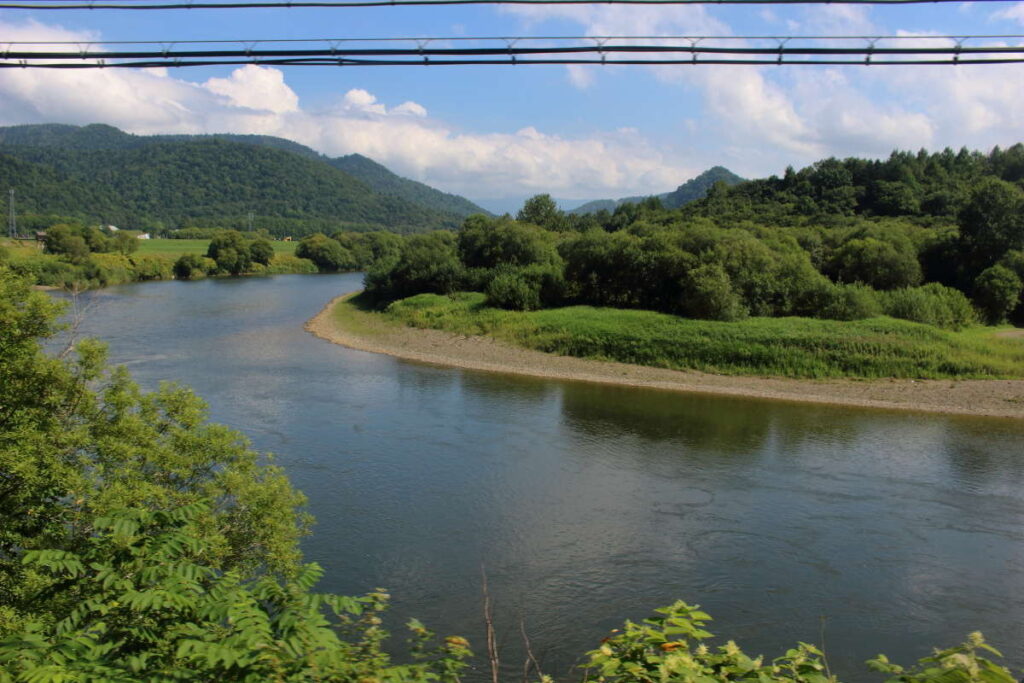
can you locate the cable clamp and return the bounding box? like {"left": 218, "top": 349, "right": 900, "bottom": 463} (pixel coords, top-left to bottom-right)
{"left": 865, "top": 37, "right": 877, "bottom": 65}
{"left": 776, "top": 37, "right": 789, "bottom": 65}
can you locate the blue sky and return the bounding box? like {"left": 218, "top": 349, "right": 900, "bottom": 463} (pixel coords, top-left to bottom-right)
{"left": 2, "top": 2, "right": 1024, "bottom": 208}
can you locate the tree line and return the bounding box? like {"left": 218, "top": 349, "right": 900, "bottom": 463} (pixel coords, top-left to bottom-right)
{"left": 363, "top": 145, "right": 1024, "bottom": 328}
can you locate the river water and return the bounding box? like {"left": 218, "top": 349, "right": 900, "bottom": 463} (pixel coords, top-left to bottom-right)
{"left": 67, "top": 273, "right": 1024, "bottom": 680}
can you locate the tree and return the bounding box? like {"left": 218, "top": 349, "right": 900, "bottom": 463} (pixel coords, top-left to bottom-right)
{"left": 0, "top": 267, "right": 308, "bottom": 634}
{"left": 958, "top": 178, "right": 1024, "bottom": 274}
{"left": 517, "top": 195, "right": 568, "bottom": 231}
{"left": 206, "top": 230, "right": 253, "bottom": 275}
{"left": 682, "top": 264, "right": 748, "bottom": 321}
{"left": 828, "top": 236, "right": 922, "bottom": 291}
{"left": 973, "top": 265, "right": 1022, "bottom": 324}
{"left": 365, "top": 232, "right": 464, "bottom": 301}
{"left": 295, "top": 234, "right": 356, "bottom": 272}
{"left": 42, "top": 224, "right": 89, "bottom": 262}
{"left": 458, "top": 215, "right": 560, "bottom": 269}
{"left": 113, "top": 231, "right": 139, "bottom": 255}
{"left": 250, "top": 238, "right": 275, "bottom": 266}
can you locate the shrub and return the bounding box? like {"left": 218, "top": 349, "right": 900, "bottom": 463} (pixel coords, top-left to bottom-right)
{"left": 813, "top": 282, "right": 882, "bottom": 321}
{"left": 174, "top": 253, "right": 214, "bottom": 280}
{"left": 486, "top": 270, "right": 541, "bottom": 311}
{"left": 582, "top": 601, "right": 1014, "bottom": 683}
{"left": 682, "top": 264, "right": 748, "bottom": 321}
{"left": 973, "top": 265, "right": 1023, "bottom": 324}
{"left": 296, "top": 233, "right": 356, "bottom": 272}
{"left": 880, "top": 284, "right": 976, "bottom": 330}
{"left": 250, "top": 238, "right": 275, "bottom": 266}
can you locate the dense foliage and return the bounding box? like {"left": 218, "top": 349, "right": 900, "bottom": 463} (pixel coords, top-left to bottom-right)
{"left": 0, "top": 124, "right": 485, "bottom": 237}
{"left": 365, "top": 144, "right": 1024, "bottom": 329}
{"left": 579, "top": 601, "right": 1014, "bottom": 683}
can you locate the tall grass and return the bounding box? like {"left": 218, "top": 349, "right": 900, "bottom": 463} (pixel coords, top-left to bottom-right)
{"left": 381, "top": 292, "right": 1024, "bottom": 379}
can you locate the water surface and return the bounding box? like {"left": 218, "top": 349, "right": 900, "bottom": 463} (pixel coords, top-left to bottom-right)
{"left": 67, "top": 274, "right": 1024, "bottom": 680}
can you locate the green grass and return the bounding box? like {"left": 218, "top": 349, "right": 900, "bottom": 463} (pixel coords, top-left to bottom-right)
{"left": 376, "top": 291, "right": 1024, "bottom": 380}
{"left": 136, "top": 239, "right": 297, "bottom": 256}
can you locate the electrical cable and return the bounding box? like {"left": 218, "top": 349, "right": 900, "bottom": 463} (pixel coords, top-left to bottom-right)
{"left": 1, "top": 34, "right": 1021, "bottom": 67}
{"left": 0, "top": 0, "right": 1014, "bottom": 8}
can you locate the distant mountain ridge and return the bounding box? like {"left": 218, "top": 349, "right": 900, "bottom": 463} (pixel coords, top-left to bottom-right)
{"left": 0, "top": 123, "right": 488, "bottom": 233}
{"left": 570, "top": 166, "right": 745, "bottom": 215}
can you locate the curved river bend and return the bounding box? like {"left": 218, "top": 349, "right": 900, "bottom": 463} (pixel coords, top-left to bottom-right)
{"left": 67, "top": 274, "right": 1024, "bottom": 680}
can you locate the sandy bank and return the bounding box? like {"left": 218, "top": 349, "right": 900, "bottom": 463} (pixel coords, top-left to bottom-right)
{"left": 306, "top": 293, "right": 1024, "bottom": 419}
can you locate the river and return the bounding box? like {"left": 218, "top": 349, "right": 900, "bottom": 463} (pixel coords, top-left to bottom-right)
{"left": 65, "top": 273, "right": 1024, "bottom": 680}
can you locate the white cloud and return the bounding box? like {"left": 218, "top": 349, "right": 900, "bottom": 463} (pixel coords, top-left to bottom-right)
{"left": 502, "top": 4, "right": 1024, "bottom": 175}
{"left": 991, "top": 2, "right": 1024, "bottom": 24}
{"left": 0, "top": 19, "right": 693, "bottom": 199}
{"left": 204, "top": 65, "right": 299, "bottom": 114}
{"left": 393, "top": 101, "right": 427, "bottom": 117}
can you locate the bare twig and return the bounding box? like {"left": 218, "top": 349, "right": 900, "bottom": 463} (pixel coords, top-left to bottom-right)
{"left": 520, "top": 616, "right": 544, "bottom": 682}
{"left": 819, "top": 615, "right": 834, "bottom": 681}
{"left": 481, "top": 564, "right": 500, "bottom": 683}
{"left": 57, "top": 284, "right": 95, "bottom": 360}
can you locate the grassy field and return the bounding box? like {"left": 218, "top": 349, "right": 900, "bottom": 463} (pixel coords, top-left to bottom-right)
{"left": 378, "top": 291, "right": 1024, "bottom": 380}
{"left": 136, "top": 238, "right": 298, "bottom": 256}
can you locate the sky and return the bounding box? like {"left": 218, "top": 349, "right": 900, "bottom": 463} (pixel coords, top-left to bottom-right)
{"left": 2, "top": 2, "right": 1024, "bottom": 209}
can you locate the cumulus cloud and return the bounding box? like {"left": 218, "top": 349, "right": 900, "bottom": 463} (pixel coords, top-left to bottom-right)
{"left": 991, "top": 2, "right": 1024, "bottom": 24}
{"left": 0, "top": 18, "right": 693, "bottom": 198}
{"left": 502, "top": 4, "right": 1024, "bottom": 175}
{"left": 204, "top": 65, "right": 299, "bottom": 114}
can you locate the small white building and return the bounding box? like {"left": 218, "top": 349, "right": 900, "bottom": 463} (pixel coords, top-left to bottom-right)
{"left": 104, "top": 224, "right": 120, "bottom": 232}
{"left": 137, "top": 233, "right": 151, "bottom": 240}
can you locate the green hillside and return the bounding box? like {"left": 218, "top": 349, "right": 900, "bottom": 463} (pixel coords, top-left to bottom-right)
{"left": 330, "top": 153, "right": 489, "bottom": 218}
{"left": 0, "top": 123, "right": 485, "bottom": 234}
{"left": 0, "top": 140, "right": 462, "bottom": 235}
{"left": 571, "top": 166, "right": 745, "bottom": 215}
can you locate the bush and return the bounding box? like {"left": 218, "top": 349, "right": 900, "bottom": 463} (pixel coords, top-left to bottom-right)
{"left": 819, "top": 282, "right": 884, "bottom": 321}
{"left": 486, "top": 270, "right": 541, "bottom": 311}
{"left": 682, "top": 264, "right": 748, "bottom": 321}
{"left": 250, "top": 238, "right": 275, "bottom": 266}
{"left": 174, "top": 253, "right": 215, "bottom": 280}
{"left": 973, "top": 265, "right": 1023, "bottom": 324}
{"left": 582, "top": 601, "right": 1014, "bottom": 683}
{"left": 296, "top": 233, "right": 357, "bottom": 272}
{"left": 827, "top": 236, "right": 922, "bottom": 290}
{"left": 880, "top": 284, "right": 976, "bottom": 330}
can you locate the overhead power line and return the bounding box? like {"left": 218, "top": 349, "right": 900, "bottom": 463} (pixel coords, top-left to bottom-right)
{"left": 0, "top": 0, "right": 1012, "bottom": 8}
{"left": 1, "top": 34, "right": 1023, "bottom": 67}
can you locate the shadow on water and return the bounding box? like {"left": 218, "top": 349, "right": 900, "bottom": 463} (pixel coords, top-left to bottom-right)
{"left": 54, "top": 275, "right": 1024, "bottom": 682}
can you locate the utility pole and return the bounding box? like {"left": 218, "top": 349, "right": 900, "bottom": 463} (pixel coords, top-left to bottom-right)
{"left": 7, "top": 189, "right": 15, "bottom": 239}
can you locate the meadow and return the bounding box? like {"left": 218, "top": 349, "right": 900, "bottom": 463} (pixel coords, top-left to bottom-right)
{"left": 381, "top": 292, "right": 1024, "bottom": 379}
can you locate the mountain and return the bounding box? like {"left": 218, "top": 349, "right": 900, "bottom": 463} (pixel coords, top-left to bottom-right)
{"left": 0, "top": 123, "right": 487, "bottom": 233}
{"left": 329, "top": 154, "right": 489, "bottom": 218}
{"left": 570, "top": 167, "right": 745, "bottom": 215}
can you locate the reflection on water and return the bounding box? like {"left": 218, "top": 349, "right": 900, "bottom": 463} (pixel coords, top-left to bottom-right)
{"left": 64, "top": 274, "right": 1024, "bottom": 681}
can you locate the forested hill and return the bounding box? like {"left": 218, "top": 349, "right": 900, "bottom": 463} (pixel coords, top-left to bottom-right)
{"left": 329, "top": 153, "right": 489, "bottom": 218}
{"left": 570, "top": 166, "right": 744, "bottom": 215}
{"left": 0, "top": 123, "right": 487, "bottom": 233}
{"left": 685, "top": 146, "right": 1024, "bottom": 222}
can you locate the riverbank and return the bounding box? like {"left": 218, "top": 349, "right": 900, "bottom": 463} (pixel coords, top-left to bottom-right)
{"left": 2, "top": 238, "right": 316, "bottom": 290}
{"left": 306, "top": 292, "right": 1024, "bottom": 419}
